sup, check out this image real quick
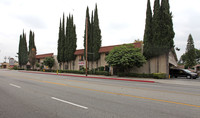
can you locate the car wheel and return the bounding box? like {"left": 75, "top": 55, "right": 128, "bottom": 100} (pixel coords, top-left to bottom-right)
{"left": 186, "top": 75, "right": 191, "bottom": 79}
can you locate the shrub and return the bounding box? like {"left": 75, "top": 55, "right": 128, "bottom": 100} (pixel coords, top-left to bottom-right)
{"left": 12, "top": 65, "right": 18, "bottom": 70}
{"left": 152, "top": 73, "right": 166, "bottom": 79}
{"left": 96, "top": 71, "right": 110, "bottom": 76}
{"left": 56, "top": 69, "right": 110, "bottom": 76}
{"left": 95, "top": 66, "right": 105, "bottom": 71}
{"left": 118, "top": 73, "right": 167, "bottom": 79}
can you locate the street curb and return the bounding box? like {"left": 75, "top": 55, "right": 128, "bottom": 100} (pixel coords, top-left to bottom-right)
{"left": 19, "top": 71, "right": 155, "bottom": 83}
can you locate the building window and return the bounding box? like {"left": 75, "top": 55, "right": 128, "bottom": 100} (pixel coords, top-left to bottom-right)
{"left": 79, "top": 55, "right": 83, "bottom": 61}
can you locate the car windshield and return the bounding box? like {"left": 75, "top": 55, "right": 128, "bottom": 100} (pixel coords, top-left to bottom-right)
{"left": 183, "top": 69, "right": 192, "bottom": 73}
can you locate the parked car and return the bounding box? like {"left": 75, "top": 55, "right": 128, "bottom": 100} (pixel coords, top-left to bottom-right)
{"left": 169, "top": 68, "right": 198, "bottom": 79}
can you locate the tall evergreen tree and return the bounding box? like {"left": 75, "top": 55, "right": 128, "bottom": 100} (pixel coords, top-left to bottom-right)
{"left": 29, "top": 48, "right": 36, "bottom": 69}
{"left": 160, "top": 0, "right": 175, "bottom": 53}
{"left": 28, "top": 30, "right": 36, "bottom": 69}
{"left": 185, "top": 34, "right": 196, "bottom": 68}
{"left": 70, "top": 15, "right": 77, "bottom": 61}
{"left": 64, "top": 15, "right": 70, "bottom": 64}
{"left": 29, "top": 30, "right": 36, "bottom": 54}
{"left": 18, "top": 35, "right": 23, "bottom": 67}
{"left": 88, "top": 11, "right": 94, "bottom": 62}
{"left": 84, "top": 5, "right": 102, "bottom": 69}
{"left": 65, "top": 15, "right": 77, "bottom": 69}
{"left": 21, "top": 31, "right": 28, "bottom": 67}
{"left": 143, "top": 0, "right": 153, "bottom": 59}
{"left": 93, "top": 4, "right": 102, "bottom": 61}
{"left": 60, "top": 14, "right": 65, "bottom": 69}
{"left": 57, "top": 19, "right": 62, "bottom": 68}
{"left": 152, "top": 0, "right": 161, "bottom": 57}
{"left": 84, "top": 7, "right": 91, "bottom": 59}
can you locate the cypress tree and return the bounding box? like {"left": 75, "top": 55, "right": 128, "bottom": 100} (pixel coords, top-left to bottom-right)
{"left": 64, "top": 15, "right": 70, "bottom": 64}
{"left": 160, "top": 0, "right": 175, "bottom": 53}
{"left": 61, "top": 14, "right": 65, "bottom": 69}
{"left": 143, "top": 0, "right": 153, "bottom": 59}
{"left": 64, "top": 14, "right": 77, "bottom": 70}
{"left": 70, "top": 15, "right": 77, "bottom": 61}
{"left": 21, "top": 31, "right": 28, "bottom": 67}
{"left": 84, "top": 5, "right": 102, "bottom": 69}
{"left": 29, "top": 30, "right": 36, "bottom": 54}
{"left": 152, "top": 0, "right": 162, "bottom": 57}
{"left": 84, "top": 7, "right": 91, "bottom": 59}
{"left": 28, "top": 30, "right": 36, "bottom": 69}
{"left": 18, "top": 35, "right": 23, "bottom": 67}
{"left": 185, "top": 34, "right": 196, "bottom": 68}
{"left": 57, "top": 19, "right": 62, "bottom": 67}
{"left": 88, "top": 11, "right": 94, "bottom": 62}
{"left": 29, "top": 48, "right": 36, "bottom": 69}
{"left": 93, "top": 4, "right": 102, "bottom": 61}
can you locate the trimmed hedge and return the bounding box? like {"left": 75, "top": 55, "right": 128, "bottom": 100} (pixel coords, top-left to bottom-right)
{"left": 152, "top": 73, "right": 167, "bottom": 79}
{"left": 51, "top": 69, "right": 110, "bottom": 76}
{"left": 118, "top": 73, "right": 166, "bottom": 79}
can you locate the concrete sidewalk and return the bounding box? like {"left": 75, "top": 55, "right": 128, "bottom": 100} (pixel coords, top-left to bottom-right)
{"left": 18, "top": 70, "right": 155, "bottom": 83}
{"left": 16, "top": 70, "right": 200, "bottom": 86}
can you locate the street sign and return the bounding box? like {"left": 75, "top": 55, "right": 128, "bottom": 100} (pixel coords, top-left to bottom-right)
{"left": 78, "top": 61, "right": 85, "bottom": 66}
{"left": 9, "top": 58, "right": 14, "bottom": 66}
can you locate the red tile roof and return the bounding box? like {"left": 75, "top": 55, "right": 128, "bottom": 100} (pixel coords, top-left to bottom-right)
{"left": 74, "top": 49, "right": 84, "bottom": 55}
{"left": 74, "top": 42, "right": 142, "bottom": 55}
{"left": 36, "top": 53, "right": 53, "bottom": 59}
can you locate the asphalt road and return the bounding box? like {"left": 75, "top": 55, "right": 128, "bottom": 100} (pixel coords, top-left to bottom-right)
{"left": 0, "top": 70, "right": 200, "bottom": 118}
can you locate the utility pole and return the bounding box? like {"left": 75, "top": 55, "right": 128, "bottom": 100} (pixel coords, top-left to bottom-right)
{"left": 85, "top": 17, "right": 88, "bottom": 76}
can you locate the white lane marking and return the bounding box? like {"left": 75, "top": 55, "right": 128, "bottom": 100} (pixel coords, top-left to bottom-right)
{"left": 9, "top": 84, "right": 21, "bottom": 88}
{"left": 51, "top": 97, "right": 88, "bottom": 110}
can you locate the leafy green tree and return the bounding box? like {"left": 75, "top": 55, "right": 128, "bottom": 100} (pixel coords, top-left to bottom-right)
{"left": 29, "top": 48, "right": 36, "bottom": 69}
{"left": 43, "top": 57, "right": 55, "bottom": 70}
{"left": 185, "top": 34, "right": 196, "bottom": 68}
{"left": 105, "top": 44, "right": 146, "bottom": 73}
{"left": 143, "top": 0, "right": 153, "bottom": 59}
{"left": 36, "top": 62, "right": 40, "bottom": 69}
{"left": 178, "top": 53, "right": 187, "bottom": 65}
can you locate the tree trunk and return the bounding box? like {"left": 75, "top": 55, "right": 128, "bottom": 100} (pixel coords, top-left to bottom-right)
{"left": 148, "top": 59, "right": 151, "bottom": 74}
{"left": 157, "top": 56, "right": 159, "bottom": 73}
{"left": 63, "top": 62, "right": 65, "bottom": 70}
{"left": 70, "top": 62, "right": 71, "bottom": 70}
{"left": 92, "top": 61, "right": 93, "bottom": 72}
{"left": 73, "top": 61, "right": 74, "bottom": 70}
